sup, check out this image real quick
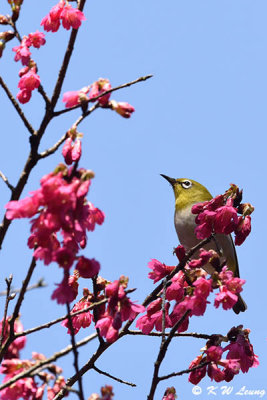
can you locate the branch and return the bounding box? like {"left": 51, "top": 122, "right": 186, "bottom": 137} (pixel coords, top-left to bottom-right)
{"left": 66, "top": 302, "right": 85, "bottom": 400}
{"left": 0, "top": 258, "right": 36, "bottom": 362}
{"left": 0, "top": 171, "right": 14, "bottom": 192}
{"left": 127, "top": 330, "right": 214, "bottom": 340}
{"left": 0, "top": 275, "right": 13, "bottom": 348}
{"left": 0, "top": 333, "right": 97, "bottom": 391}
{"left": 159, "top": 361, "right": 211, "bottom": 381}
{"left": 0, "top": 76, "right": 35, "bottom": 135}
{"left": 147, "top": 310, "right": 191, "bottom": 400}
{"left": 93, "top": 365, "right": 136, "bottom": 387}
{"left": 50, "top": 0, "right": 87, "bottom": 109}
{"left": 14, "top": 298, "right": 108, "bottom": 338}
{"left": 0, "top": 278, "right": 47, "bottom": 297}
{"left": 143, "top": 235, "right": 213, "bottom": 308}
{"left": 53, "top": 74, "right": 153, "bottom": 117}
{"left": 38, "top": 133, "right": 67, "bottom": 159}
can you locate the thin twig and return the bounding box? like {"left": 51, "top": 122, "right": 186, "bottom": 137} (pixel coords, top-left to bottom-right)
{"left": 0, "top": 333, "right": 97, "bottom": 391}
{"left": 159, "top": 361, "right": 211, "bottom": 381}
{"left": 127, "top": 330, "right": 214, "bottom": 340}
{"left": 0, "top": 76, "right": 35, "bottom": 135}
{"left": 0, "top": 278, "right": 47, "bottom": 296}
{"left": 0, "top": 258, "right": 36, "bottom": 362}
{"left": 14, "top": 298, "right": 108, "bottom": 338}
{"left": 147, "top": 310, "right": 191, "bottom": 400}
{"left": 0, "top": 171, "right": 14, "bottom": 192}
{"left": 38, "top": 104, "right": 99, "bottom": 160}
{"left": 53, "top": 74, "right": 153, "bottom": 116}
{"left": 38, "top": 133, "right": 68, "bottom": 159}
{"left": 50, "top": 0, "right": 87, "bottom": 109}
{"left": 93, "top": 365, "right": 136, "bottom": 387}
{"left": 0, "top": 275, "right": 13, "bottom": 348}
{"left": 161, "top": 278, "right": 167, "bottom": 345}
{"left": 37, "top": 84, "right": 51, "bottom": 106}
{"left": 66, "top": 302, "right": 85, "bottom": 400}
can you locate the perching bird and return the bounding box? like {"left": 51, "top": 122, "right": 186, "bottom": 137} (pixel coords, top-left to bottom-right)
{"left": 160, "top": 175, "right": 246, "bottom": 314}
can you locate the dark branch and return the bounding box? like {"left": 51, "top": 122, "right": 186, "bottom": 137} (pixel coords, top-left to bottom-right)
{"left": 93, "top": 365, "right": 136, "bottom": 387}
{"left": 66, "top": 302, "right": 85, "bottom": 400}
{"left": 0, "top": 76, "right": 35, "bottom": 135}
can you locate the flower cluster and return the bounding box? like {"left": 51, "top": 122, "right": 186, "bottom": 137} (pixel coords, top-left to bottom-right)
{"left": 41, "top": 0, "right": 85, "bottom": 32}
{"left": 94, "top": 276, "right": 145, "bottom": 343}
{"left": 88, "top": 385, "right": 114, "bottom": 400}
{"left": 12, "top": 31, "right": 45, "bottom": 103}
{"left": 62, "top": 78, "right": 135, "bottom": 118}
{"left": 0, "top": 317, "right": 26, "bottom": 359}
{"left": 0, "top": 351, "right": 67, "bottom": 400}
{"left": 188, "top": 326, "right": 259, "bottom": 384}
{"left": 5, "top": 164, "right": 104, "bottom": 303}
{"left": 61, "top": 276, "right": 144, "bottom": 343}
{"left": 61, "top": 288, "right": 93, "bottom": 334}
{"left": 137, "top": 250, "right": 245, "bottom": 335}
{"left": 192, "top": 184, "right": 254, "bottom": 245}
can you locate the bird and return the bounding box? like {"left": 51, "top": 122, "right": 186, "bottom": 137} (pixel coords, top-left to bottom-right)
{"left": 160, "top": 174, "right": 246, "bottom": 314}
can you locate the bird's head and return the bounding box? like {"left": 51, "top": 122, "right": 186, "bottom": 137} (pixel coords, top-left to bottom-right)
{"left": 160, "top": 175, "right": 212, "bottom": 211}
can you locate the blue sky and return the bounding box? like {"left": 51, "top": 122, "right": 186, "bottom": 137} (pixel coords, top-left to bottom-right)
{"left": 1, "top": 1, "right": 266, "bottom": 399}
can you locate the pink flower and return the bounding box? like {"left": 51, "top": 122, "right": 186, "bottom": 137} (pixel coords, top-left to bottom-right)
{"left": 174, "top": 245, "right": 186, "bottom": 261}
{"left": 12, "top": 41, "right": 31, "bottom": 65}
{"left": 170, "top": 301, "right": 190, "bottom": 332}
{"left": 235, "top": 215, "right": 251, "bottom": 246}
{"left": 25, "top": 31, "right": 46, "bottom": 48}
{"left": 75, "top": 256, "right": 100, "bottom": 279}
{"left": 0, "top": 318, "right": 26, "bottom": 360}
{"left": 89, "top": 78, "right": 111, "bottom": 106}
{"left": 224, "top": 330, "right": 259, "bottom": 373}
{"left": 165, "top": 271, "right": 185, "bottom": 302}
{"left": 0, "top": 375, "right": 38, "bottom": 400}
{"left": 18, "top": 68, "right": 40, "bottom": 91}
{"left": 62, "top": 138, "right": 82, "bottom": 165}
{"left": 61, "top": 4, "right": 86, "bottom": 30}
{"left": 136, "top": 302, "right": 172, "bottom": 334}
{"left": 214, "top": 286, "right": 238, "bottom": 310}
{"left": 188, "top": 355, "right": 206, "bottom": 384}
{"left": 214, "top": 204, "right": 238, "bottom": 235}
{"left": 193, "top": 277, "right": 212, "bottom": 298}
{"left": 110, "top": 100, "right": 135, "bottom": 118}
{"left": 16, "top": 88, "right": 32, "bottom": 104}
{"left": 95, "top": 315, "right": 118, "bottom": 343}
{"left": 41, "top": 1, "right": 65, "bottom": 32}
{"left": 207, "top": 363, "right": 225, "bottom": 382}
{"left": 188, "top": 249, "right": 213, "bottom": 269}
{"left": 5, "top": 194, "right": 41, "bottom": 219}
{"left": 148, "top": 259, "right": 174, "bottom": 283}
{"left": 62, "top": 87, "right": 89, "bottom": 108}
{"left": 62, "top": 299, "right": 92, "bottom": 334}
{"left": 194, "top": 210, "right": 216, "bottom": 239}
{"left": 206, "top": 346, "right": 223, "bottom": 362}
{"left": 51, "top": 272, "right": 78, "bottom": 304}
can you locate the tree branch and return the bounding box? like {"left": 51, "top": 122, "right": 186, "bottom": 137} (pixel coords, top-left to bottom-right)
{"left": 53, "top": 74, "right": 153, "bottom": 117}
{"left": 66, "top": 302, "right": 85, "bottom": 400}
{"left": 0, "top": 275, "right": 13, "bottom": 348}
{"left": 0, "top": 333, "right": 97, "bottom": 391}
{"left": 0, "top": 258, "right": 36, "bottom": 362}
{"left": 0, "top": 278, "right": 47, "bottom": 297}
{"left": 93, "top": 365, "right": 136, "bottom": 387}
{"left": 0, "top": 171, "right": 14, "bottom": 192}
{"left": 0, "top": 76, "right": 35, "bottom": 135}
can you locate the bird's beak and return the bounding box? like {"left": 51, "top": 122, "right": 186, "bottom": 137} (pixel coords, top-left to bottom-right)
{"left": 160, "top": 174, "right": 176, "bottom": 187}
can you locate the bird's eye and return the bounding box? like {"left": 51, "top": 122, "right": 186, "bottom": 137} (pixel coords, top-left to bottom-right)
{"left": 181, "top": 180, "right": 192, "bottom": 189}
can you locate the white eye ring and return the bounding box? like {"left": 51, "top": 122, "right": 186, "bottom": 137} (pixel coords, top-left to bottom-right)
{"left": 181, "top": 180, "right": 192, "bottom": 189}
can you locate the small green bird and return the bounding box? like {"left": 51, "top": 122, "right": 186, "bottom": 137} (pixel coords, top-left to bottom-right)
{"left": 161, "top": 175, "right": 246, "bottom": 314}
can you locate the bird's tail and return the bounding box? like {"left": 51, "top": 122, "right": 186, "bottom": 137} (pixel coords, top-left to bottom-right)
{"left": 233, "top": 294, "right": 247, "bottom": 314}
